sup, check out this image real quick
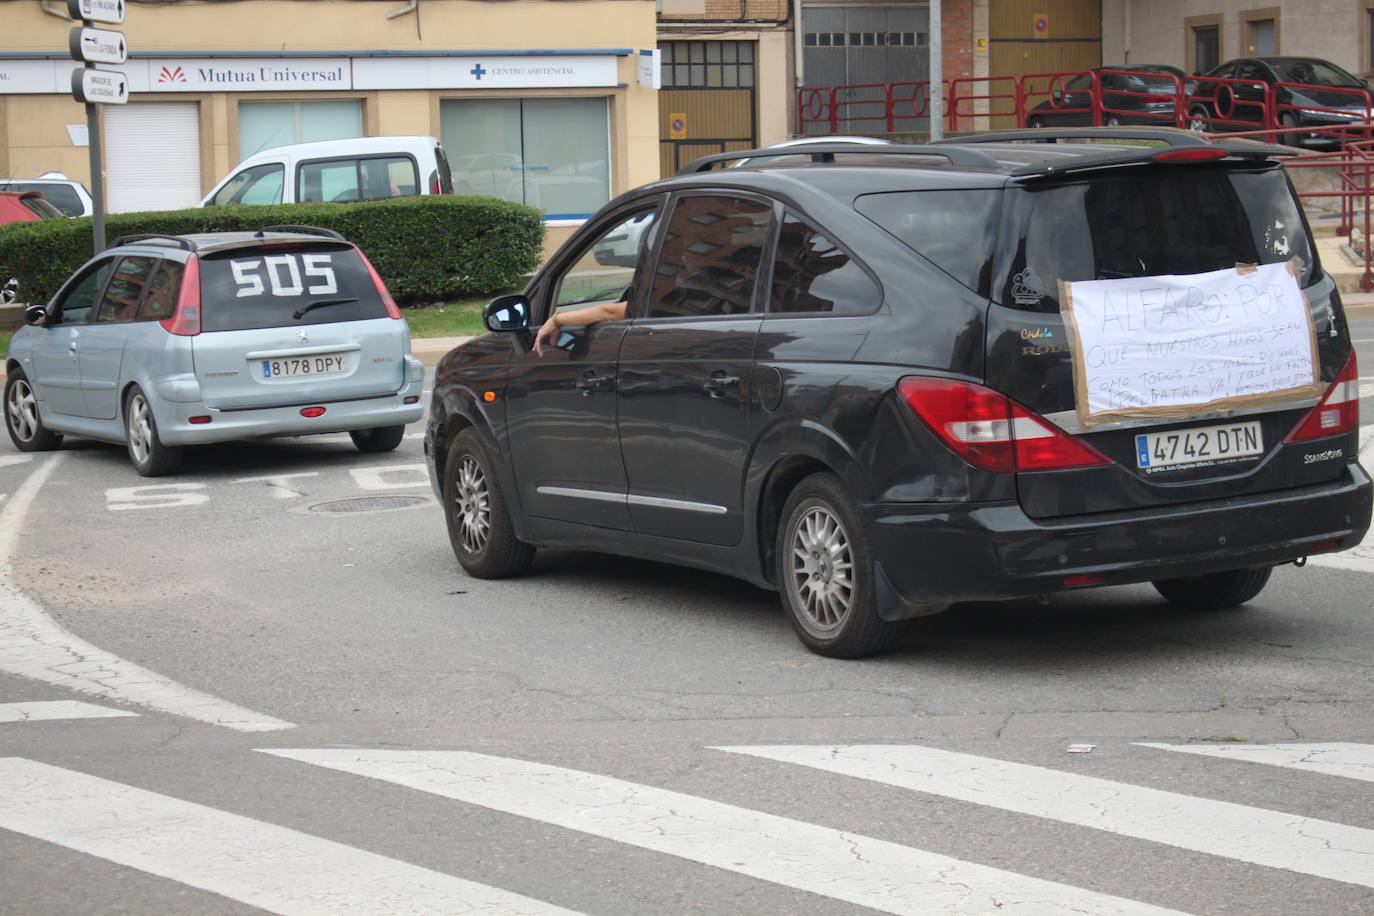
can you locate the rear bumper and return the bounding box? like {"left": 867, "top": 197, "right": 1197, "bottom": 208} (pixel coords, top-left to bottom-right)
{"left": 154, "top": 381, "right": 424, "bottom": 444}
{"left": 865, "top": 462, "right": 1373, "bottom": 605}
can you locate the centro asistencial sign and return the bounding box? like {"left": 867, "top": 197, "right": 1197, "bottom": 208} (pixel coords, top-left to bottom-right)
{"left": 67, "top": 0, "right": 127, "bottom": 252}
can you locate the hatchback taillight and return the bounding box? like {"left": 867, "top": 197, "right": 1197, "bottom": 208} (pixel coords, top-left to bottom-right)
{"left": 160, "top": 254, "right": 201, "bottom": 336}
{"left": 1285, "top": 352, "right": 1359, "bottom": 442}
{"left": 357, "top": 248, "right": 403, "bottom": 319}
{"left": 898, "top": 377, "right": 1113, "bottom": 472}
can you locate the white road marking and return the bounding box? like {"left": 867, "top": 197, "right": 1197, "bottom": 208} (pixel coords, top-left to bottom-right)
{"left": 349, "top": 463, "right": 429, "bottom": 490}
{"left": 718, "top": 745, "right": 1374, "bottom": 891}
{"left": 0, "top": 757, "right": 580, "bottom": 916}
{"left": 1138, "top": 742, "right": 1374, "bottom": 783}
{"left": 105, "top": 482, "right": 209, "bottom": 511}
{"left": 0, "top": 455, "right": 293, "bottom": 732}
{"left": 0, "top": 455, "right": 32, "bottom": 469}
{"left": 0, "top": 700, "right": 138, "bottom": 723}
{"left": 266, "top": 748, "right": 1192, "bottom": 915}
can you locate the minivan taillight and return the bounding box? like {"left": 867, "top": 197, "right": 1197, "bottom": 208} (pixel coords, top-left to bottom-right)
{"left": 898, "top": 377, "right": 1113, "bottom": 472}
{"left": 357, "top": 248, "right": 403, "bottom": 319}
{"left": 160, "top": 254, "right": 201, "bottom": 336}
{"left": 1285, "top": 352, "right": 1359, "bottom": 442}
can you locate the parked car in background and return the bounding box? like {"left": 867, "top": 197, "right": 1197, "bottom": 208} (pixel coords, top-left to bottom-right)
{"left": 0, "top": 173, "right": 93, "bottom": 217}
{"left": 425, "top": 128, "right": 1370, "bottom": 658}
{"left": 0, "top": 190, "right": 64, "bottom": 226}
{"left": 1187, "top": 57, "right": 1374, "bottom": 146}
{"left": 5, "top": 226, "right": 424, "bottom": 475}
{"left": 202, "top": 136, "right": 453, "bottom": 206}
{"left": 1027, "top": 66, "right": 1184, "bottom": 128}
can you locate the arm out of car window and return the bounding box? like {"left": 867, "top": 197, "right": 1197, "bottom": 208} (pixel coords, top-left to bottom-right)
{"left": 533, "top": 300, "right": 627, "bottom": 356}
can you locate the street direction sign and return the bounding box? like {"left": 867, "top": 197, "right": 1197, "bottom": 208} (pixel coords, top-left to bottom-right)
{"left": 71, "top": 67, "right": 128, "bottom": 104}
{"left": 69, "top": 27, "right": 127, "bottom": 65}
{"left": 66, "top": 0, "right": 124, "bottom": 25}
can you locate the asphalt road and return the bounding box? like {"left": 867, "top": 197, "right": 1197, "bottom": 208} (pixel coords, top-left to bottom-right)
{"left": 0, "top": 335, "right": 1372, "bottom": 914}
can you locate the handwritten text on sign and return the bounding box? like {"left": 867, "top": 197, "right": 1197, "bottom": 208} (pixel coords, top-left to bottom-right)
{"left": 1062, "top": 261, "right": 1319, "bottom": 427}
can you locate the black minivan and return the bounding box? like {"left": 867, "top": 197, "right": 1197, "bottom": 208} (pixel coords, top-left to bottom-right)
{"left": 425, "top": 127, "right": 1371, "bottom": 658}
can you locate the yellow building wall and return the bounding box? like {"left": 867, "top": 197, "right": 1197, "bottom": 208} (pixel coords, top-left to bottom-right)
{"left": 2, "top": 0, "right": 659, "bottom": 254}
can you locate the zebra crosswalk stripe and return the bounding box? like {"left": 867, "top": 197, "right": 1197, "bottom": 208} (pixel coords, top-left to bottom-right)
{"left": 717, "top": 744, "right": 1374, "bottom": 890}
{"left": 1138, "top": 741, "right": 1374, "bottom": 783}
{"left": 0, "top": 757, "right": 582, "bottom": 916}
{"left": 0, "top": 700, "right": 138, "bottom": 723}
{"left": 265, "top": 748, "right": 1193, "bottom": 916}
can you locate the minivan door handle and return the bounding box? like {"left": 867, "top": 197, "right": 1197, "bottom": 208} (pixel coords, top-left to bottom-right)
{"left": 577, "top": 372, "right": 614, "bottom": 395}
{"left": 704, "top": 372, "right": 740, "bottom": 398}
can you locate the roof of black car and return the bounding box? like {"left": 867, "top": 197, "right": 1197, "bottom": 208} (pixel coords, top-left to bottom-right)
{"left": 674, "top": 128, "right": 1294, "bottom": 185}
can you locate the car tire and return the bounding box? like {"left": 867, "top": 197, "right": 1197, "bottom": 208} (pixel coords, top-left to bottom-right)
{"left": 1188, "top": 106, "right": 1211, "bottom": 133}
{"left": 350, "top": 425, "right": 406, "bottom": 453}
{"left": 124, "top": 386, "right": 182, "bottom": 477}
{"left": 4, "top": 370, "right": 62, "bottom": 452}
{"left": 443, "top": 428, "right": 534, "bottom": 578}
{"left": 1152, "top": 567, "right": 1273, "bottom": 610}
{"left": 777, "top": 473, "right": 901, "bottom": 658}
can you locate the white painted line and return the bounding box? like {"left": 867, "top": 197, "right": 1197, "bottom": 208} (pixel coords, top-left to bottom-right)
{"left": 0, "top": 758, "right": 580, "bottom": 916}
{"left": 266, "top": 748, "right": 1191, "bottom": 915}
{"left": 0, "top": 455, "right": 293, "bottom": 732}
{"left": 0, "top": 700, "right": 138, "bottom": 723}
{"left": 718, "top": 745, "right": 1374, "bottom": 891}
{"left": 1138, "top": 742, "right": 1374, "bottom": 783}
{"left": 0, "top": 455, "right": 32, "bottom": 469}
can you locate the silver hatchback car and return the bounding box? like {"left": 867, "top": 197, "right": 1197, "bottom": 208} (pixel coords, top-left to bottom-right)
{"left": 4, "top": 226, "right": 425, "bottom": 475}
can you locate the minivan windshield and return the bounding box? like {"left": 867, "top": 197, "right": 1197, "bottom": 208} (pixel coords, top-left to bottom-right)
{"left": 198, "top": 243, "right": 388, "bottom": 331}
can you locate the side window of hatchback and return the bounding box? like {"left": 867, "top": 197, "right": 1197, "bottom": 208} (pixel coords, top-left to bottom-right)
{"left": 49, "top": 258, "right": 115, "bottom": 325}
{"left": 135, "top": 259, "right": 185, "bottom": 322}
{"left": 93, "top": 256, "right": 157, "bottom": 323}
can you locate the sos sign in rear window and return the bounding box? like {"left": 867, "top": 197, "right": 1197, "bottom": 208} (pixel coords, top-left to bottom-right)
{"left": 198, "top": 244, "right": 388, "bottom": 332}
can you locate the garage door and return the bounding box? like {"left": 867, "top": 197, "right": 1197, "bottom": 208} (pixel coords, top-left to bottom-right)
{"left": 104, "top": 102, "right": 201, "bottom": 213}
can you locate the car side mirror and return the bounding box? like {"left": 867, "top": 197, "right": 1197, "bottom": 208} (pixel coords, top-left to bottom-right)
{"left": 1, "top": 277, "right": 17, "bottom": 305}
{"left": 22, "top": 304, "right": 47, "bottom": 326}
{"left": 483, "top": 294, "right": 530, "bottom": 332}
{"left": 1051, "top": 89, "right": 1064, "bottom": 102}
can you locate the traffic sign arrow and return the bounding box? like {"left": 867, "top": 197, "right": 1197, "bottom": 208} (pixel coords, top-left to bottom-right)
{"left": 71, "top": 67, "right": 129, "bottom": 104}
{"left": 70, "top": 27, "right": 127, "bottom": 65}
{"left": 66, "top": 0, "right": 125, "bottom": 25}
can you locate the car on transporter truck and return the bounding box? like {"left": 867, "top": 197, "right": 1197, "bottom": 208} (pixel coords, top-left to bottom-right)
{"left": 425, "top": 127, "right": 1372, "bottom": 658}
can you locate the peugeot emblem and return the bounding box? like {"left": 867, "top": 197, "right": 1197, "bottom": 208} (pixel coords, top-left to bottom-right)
{"left": 297, "top": 329, "right": 309, "bottom": 344}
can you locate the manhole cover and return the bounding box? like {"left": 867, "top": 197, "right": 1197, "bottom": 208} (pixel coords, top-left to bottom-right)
{"left": 308, "top": 495, "right": 430, "bottom": 514}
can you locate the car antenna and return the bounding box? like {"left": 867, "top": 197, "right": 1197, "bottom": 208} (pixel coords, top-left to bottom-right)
{"left": 255, "top": 218, "right": 267, "bottom": 239}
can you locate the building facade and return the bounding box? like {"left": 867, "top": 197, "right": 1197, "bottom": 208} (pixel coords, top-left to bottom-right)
{"left": 1, "top": 0, "right": 659, "bottom": 250}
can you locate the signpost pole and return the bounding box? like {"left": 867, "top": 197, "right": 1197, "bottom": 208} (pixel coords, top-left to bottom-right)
{"left": 86, "top": 100, "right": 104, "bottom": 253}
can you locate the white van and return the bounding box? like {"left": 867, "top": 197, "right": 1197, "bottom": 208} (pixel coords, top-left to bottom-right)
{"left": 202, "top": 136, "right": 453, "bottom": 207}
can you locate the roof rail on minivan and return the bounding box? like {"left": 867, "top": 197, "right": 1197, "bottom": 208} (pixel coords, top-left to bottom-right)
{"left": 111, "top": 233, "right": 197, "bottom": 250}
{"left": 678, "top": 143, "right": 1000, "bottom": 174}
{"left": 260, "top": 224, "right": 346, "bottom": 241}
{"left": 938, "top": 126, "right": 1222, "bottom": 147}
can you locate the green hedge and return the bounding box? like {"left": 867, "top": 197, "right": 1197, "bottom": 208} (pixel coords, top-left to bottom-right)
{"left": 0, "top": 195, "right": 545, "bottom": 306}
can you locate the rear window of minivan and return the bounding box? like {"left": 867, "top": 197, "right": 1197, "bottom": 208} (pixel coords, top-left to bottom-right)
{"left": 857, "top": 165, "right": 1313, "bottom": 313}
{"left": 198, "top": 243, "right": 389, "bottom": 332}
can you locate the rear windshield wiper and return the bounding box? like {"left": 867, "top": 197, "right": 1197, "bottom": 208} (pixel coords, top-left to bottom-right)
{"left": 293, "top": 297, "right": 357, "bottom": 320}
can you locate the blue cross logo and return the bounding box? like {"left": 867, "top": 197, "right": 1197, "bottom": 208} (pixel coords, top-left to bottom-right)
{"left": 470, "top": 63, "right": 486, "bottom": 80}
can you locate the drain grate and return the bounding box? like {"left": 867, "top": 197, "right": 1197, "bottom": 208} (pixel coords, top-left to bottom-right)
{"left": 308, "top": 495, "right": 430, "bottom": 513}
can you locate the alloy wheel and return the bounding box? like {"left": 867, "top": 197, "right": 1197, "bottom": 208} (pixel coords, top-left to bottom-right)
{"left": 127, "top": 393, "right": 154, "bottom": 465}
{"left": 454, "top": 454, "right": 491, "bottom": 554}
{"left": 787, "top": 504, "right": 855, "bottom": 632}
{"left": 6, "top": 379, "right": 38, "bottom": 442}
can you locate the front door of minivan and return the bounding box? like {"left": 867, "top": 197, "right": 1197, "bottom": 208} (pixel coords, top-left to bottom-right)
{"left": 616, "top": 193, "right": 772, "bottom": 546}
{"left": 504, "top": 205, "right": 662, "bottom": 531}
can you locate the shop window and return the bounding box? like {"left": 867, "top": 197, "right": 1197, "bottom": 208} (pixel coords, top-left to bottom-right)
{"left": 238, "top": 100, "right": 363, "bottom": 159}
{"left": 441, "top": 98, "right": 610, "bottom": 219}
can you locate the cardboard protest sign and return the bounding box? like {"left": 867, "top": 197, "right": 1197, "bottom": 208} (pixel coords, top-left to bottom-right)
{"left": 1059, "top": 260, "right": 1322, "bottom": 430}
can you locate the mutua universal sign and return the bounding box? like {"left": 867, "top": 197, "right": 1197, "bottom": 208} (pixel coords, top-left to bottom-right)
{"left": 147, "top": 59, "right": 350, "bottom": 91}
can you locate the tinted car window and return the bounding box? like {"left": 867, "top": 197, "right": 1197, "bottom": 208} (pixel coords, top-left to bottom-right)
{"left": 855, "top": 189, "right": 999, "bottom": 296}
{"left": 0, "top": 182, "right": 82, "bottom": 216}
{"left": 197, "top": 244, "right": 388, "bottom": 331}
{"left": 1272, "top": 59, "right": 1363, "bottom": 88}
{"left": 94, "top": 256, "right": 157, "bottom": 322}
{"left": 770, "top": 211, "right": 879, "bottom": 314}
{"left": 647, "top": 195, "right": 771, "bottom": 318}
{"left": 997, "top": 166, "right": 1314, "bottom": 313}
{"left": 50, "top": 258, "right": 115, "bottom": 324}
{"left": 136, "top": 259, "right": 184, "bottom": 321}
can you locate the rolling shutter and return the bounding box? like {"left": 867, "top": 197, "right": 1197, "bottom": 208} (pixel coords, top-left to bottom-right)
{"left": 104, "top": 102, "right": 201, "bottom": 213}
